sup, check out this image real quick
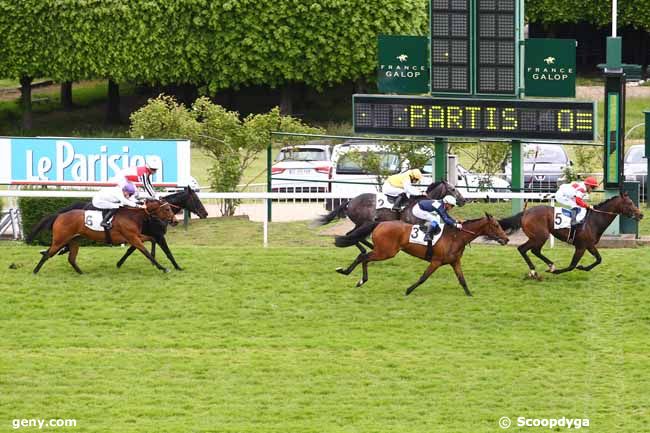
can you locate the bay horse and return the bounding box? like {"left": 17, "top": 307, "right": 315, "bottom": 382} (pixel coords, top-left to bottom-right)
{"left": 334, "top": 214, "right": 509, "bottom": 296}
{"left": 26, "top": 187, "right": 208, "bottom": 270}
{"left": 315, "top": 180, "right": 466, "bottom": 253}
{"left": 33, "top": 200, "right": 178, "bottom": 274}
{"left": 498, "top": 192, "right": 643, "bottom": 279}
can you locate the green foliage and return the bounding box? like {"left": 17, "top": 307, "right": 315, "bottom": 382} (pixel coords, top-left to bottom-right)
{"left": 526, "top": 0, "right": 650, "bottom": 28}
{"left": 346, "top": 141, "right": 434, "bottom": 187}
{"left": 129, "top": 95, "right": 322, "bottom": 215}
{"left": 18, "top": 195, "right": 88, "bottom": 245}
{"left": 0, "top": 1, "right": 428, "bottom": 90}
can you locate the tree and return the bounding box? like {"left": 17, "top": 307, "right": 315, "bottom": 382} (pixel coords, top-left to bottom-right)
{"left": 129, "top": 95, "right": 323, "bottom": 215}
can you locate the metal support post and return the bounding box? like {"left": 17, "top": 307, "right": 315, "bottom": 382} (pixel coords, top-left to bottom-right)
{"left": 511, "top": 139, "right": 523, "bottom": 213}
{"left": 434, "top": 138, "right": 448, "bottom": 182}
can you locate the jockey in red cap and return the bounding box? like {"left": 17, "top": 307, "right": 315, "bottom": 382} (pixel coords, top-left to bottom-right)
{"left": 115, "top": 161, "right": 160, "bottom": 199}
{"left": 555, "top": 176, "right": 599, "bottom": 228}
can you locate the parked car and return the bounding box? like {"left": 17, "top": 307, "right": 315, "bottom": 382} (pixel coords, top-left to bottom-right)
{"left": 271, "top": 142, "right": 333, "bottom": 193}
{"left": 505, "top": 143, "right": 572, "bottom": 192}
{"left": 329, "top": 140, "right": 433, "bottom": 198}
{"left": 624, "top": 144, "right": 647, "bottom": 197}
{"left": 422, "top": 159, "right": 510, "bottom": 194}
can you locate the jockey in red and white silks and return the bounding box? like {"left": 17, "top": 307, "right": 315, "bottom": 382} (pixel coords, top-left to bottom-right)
{"left": 114, "top": 162, "right": 159, "bottom": 198}
{"left": 554, "top": 177, "right": 598, "bottom": 225}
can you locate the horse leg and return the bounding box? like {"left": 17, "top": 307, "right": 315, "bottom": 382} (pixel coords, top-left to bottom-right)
{"left": 156, "top": 237, "right": 183, "bottom": 271}
{"left": 67, "top": 240, "right": 83, "bottom": 274}
{"left": 517, "top": 239, "right": 542, "bottom": 280}
{"left": 336, "top": 252, "right": 368, "bottom": 276}
{"left": 151, "top": 241, "right": 156, "bottom": 258}
{"left": 116, "top": 246, "right": 137, "bottom": 268}
{"left": 576, "top": 246, "right": 602, "bottom": 271}
{"left": 451, "top": 259, "right": 472, "bottom": 297}
{"left": 552, "top": 247, "right": 586, "bottom": 274}
{"left": 128, "top": 237, "right": 169, "bottom": 273}
{"left": 360, "top": 239, "right": 374, "bottom": 249}
{"left": 33, "top": 241, "right": 68, "bottom": 274}
{"left": 531, "top": 246, "right": 556, "bottom": 273}
{"left": 405, "top": 260, "right": 442, "bottom": 296}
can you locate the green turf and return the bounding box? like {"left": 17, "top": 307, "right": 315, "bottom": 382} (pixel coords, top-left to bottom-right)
{"left": 1, "top": 226, "right": 649, "bottom": 433}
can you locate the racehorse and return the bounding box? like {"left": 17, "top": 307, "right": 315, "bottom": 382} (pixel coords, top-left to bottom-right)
{"left": 27, "top": 187, "right": 208, "bottom": 270}
{"left": 498, "top": 192, "right": 643, "bottom": 279}
{"left": 33, "top": 199, "right": 178, "bottom": 274}
{"left": 315, "top": 180, "right": 466, "bottom": 253}
{"left": 334, "top": 214, "right": 509, "bottom": 296}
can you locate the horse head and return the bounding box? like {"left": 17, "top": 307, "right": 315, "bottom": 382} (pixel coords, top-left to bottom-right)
{"left": 146, "top": 200, "right": 179, "bottom": 226}
{"left": 184, "top": 186, "right": 208, "bottom": 218}
{"left": 481, "top": 212, "right": 509, "bottom": 245}
{"left": 426, "top": 181, "right": 467, "bottom": 206}
{"left": 617, "top": 191, "right": 644, "bottom": 221}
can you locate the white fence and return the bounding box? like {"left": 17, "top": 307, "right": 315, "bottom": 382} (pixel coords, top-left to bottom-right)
{"left": 0, "top": 190, "right": 553, "bottom": 246}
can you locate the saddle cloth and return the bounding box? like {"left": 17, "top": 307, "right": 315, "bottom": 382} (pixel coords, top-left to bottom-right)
{"left": 553, "top": 207, "right": 585, "bottom": 230}
{"left": 409, "top": 224, "right": 445, "bottom": 246}
{"left": 375, "top": 193, "right": 397, "bottom": 210}
{"left": 84, "top": 210, "right": 110, "bottom": 231}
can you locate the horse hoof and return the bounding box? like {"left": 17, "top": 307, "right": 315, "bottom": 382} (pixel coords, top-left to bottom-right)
{"left": 355, "top": 279, "right": 365, "bottom": 287}
{"left": 163, "top": 268, "right": 170, "bottom": 273}
{"left": 335, "top": 267, "right": 346, "bottom": 275}
{"left": 175, "top": 267, "right": 184, "bottom": 271}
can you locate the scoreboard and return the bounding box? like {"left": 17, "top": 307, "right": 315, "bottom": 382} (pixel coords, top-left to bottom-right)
{"left": 353, "top": 95, "right": 596, "bottom": 141}
{"left": 430, "top": 0, "right": 519, "bottom": 96}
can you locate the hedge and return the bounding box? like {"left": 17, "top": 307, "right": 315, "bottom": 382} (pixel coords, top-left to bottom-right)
{"left": 19, "top": 196, "right": 90, "bottom": 245}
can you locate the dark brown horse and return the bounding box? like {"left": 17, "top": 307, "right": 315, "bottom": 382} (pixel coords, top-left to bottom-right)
{"left": 33, "top": 200, "right": 178, "bottom": 274}
{"left": 499, "top": 192, "right": 644, "bottom": 279}
{"left": 315, "top": 181, "right": 466, "bottom": 253}
{"left": 334, "top": 214, "right": 509, "bottom": 296}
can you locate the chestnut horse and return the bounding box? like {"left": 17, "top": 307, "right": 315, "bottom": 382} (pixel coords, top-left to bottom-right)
{"left": 334, "top": 214, "right": 509, "bottom": 296}
{"left": 33, "top": 200, "right": 178, "bottom": 274}
{"left": 499, "top": 192, "right": 643, "bottom": 279}
{"left": 314, "top": 181, "right": 466, "bottom": 254}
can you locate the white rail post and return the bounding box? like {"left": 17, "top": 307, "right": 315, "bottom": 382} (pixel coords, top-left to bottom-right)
{"left": 550, "top": 197, "right": 555, "bottom": 248}
{"left": 263, "top": 196, "right": 269, "bottom": 247}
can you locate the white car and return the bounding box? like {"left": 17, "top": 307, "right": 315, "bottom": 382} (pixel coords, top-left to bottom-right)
{"left": 271, "top": 143, "right": 333, "bottom": 193}
{"left": 422, "top": 159, "right": 510, "bottom": 194}
{"left": 329, "top": 140, "right": 432, "bottom": 197}
{"left": 624, "top": 144, "right": 647, "bottom": 197}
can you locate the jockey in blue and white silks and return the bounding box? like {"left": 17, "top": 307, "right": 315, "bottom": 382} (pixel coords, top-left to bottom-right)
{"left": 412, "top": 195, "right": 463, "bottom": 241}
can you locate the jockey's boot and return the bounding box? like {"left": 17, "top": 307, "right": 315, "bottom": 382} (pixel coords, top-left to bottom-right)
{"left": 391, "top": 193, "right": 406, "bottom": 211}
{"left": 423, "top": 223, "right": 441, "bottom": 241}
{"left": 568, "top": 208, "right": 579, "bottom": 243}
{"left": 101, "top": 208, "right": 117, "bottom": 245}
{"left": 101, "top": 208, "right": 118, "bottom": 230}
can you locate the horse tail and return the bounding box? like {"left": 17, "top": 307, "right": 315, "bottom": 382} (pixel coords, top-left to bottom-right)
{"left": 314, "top": 200, "right": 349, "bottom": 226}
{"left": 499, "top": 212, "right": 524, "bottom": 234}
{"left": 25, "top": 214, "right": 59, "bottom": 244}
{"left": 24, "top": 201, "right": 88, "bottom": 244}
{"left": 334, "top": 221, "right": 378, "bottom": 248}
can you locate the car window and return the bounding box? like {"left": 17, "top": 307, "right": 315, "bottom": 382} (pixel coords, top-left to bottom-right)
{"left": 276, "top": 148, "right": 327, "bottom": 162}
{"left": 626, "top": 146, "right": 646, "bottom": 163}
{"left": 336, "top": 152, "right": 401, "bottom": 174}
{"left": 523, "top": 145, "right": 568, "bottom": 163}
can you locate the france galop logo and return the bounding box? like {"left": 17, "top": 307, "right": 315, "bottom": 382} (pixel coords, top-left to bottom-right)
{"left": 396, "top": 54, "right": 408, "bottom": 62}
{"left": 544, "top": 56, "right": 556, "bottom": 65}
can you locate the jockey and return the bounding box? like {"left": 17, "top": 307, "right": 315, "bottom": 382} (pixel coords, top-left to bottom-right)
{"left": 412, "top": 195, "right": 463, "bottom": 241}
{"left": 555, "top": 176, "right": 598, "bottom": 227}
{"left": 382, "top": 168, "right": 423, "bottom": 211}
{"left": 92, "top": 182, "right": 141, "bottom": 230}
{"left": 114, "top": 162, "right": 159, "bottom": 198}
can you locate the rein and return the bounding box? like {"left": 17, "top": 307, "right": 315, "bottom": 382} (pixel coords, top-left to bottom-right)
{"left": 591, "top": 208, "right": 618, "bottom": 216}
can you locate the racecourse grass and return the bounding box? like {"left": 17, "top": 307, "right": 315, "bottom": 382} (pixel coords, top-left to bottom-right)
{"left": 1, "top": 217, "right": 649, "bottom": 432}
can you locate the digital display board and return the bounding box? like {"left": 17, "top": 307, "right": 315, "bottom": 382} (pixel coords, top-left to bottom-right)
{"left": 430, "top": 0, "right": 471, "bottom": 94}
{"left": 476, "top": 0, "right": 516, "bottom": 94}
{"left": 353, "top": 94, "right": 596, "bottom": 141}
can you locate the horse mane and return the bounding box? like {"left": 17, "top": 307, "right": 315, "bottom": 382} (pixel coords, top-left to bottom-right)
{"left": 594, "top": 194, "right": 621, "bottom": 210}
{"left": 426, "top": 180, "right": 444, "bottom": 193}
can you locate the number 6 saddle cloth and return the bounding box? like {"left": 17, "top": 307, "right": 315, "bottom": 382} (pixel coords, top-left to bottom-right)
{"left": 84, "top": 210, "right": 111, "bottom": 231}
{"left": 409, "top": 223, "right": 446, "bottom": 246}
